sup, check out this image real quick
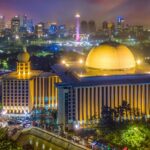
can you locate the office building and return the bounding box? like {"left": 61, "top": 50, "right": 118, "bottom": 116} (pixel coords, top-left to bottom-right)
{"left": 11, "top": 16, "right": 20, "bottom": 33}
{"left": 0, "top": 16, "right": 5, "bottom": 31}
{"left": 35, "top": 23, "right": 44, "bottom": 38}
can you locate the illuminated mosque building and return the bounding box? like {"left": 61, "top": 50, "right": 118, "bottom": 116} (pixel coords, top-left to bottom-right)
{"left": 52, "top": 42, "right": 150, "bottom": 127}
{"left": 2, "top": 48, "right": 60, "bottom": 115}
{"left": 2, "top": 43, "right": 150, "bottom": 128}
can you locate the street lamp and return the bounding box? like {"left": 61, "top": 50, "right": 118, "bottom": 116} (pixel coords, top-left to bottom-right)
{"left": 74, "top": 123, "right": 80, "bottom": 130}
{"left": 78, "top": 59, "right": 83, "bottom": 64}
{"left": 1, "top": 109, "right": 7, "bottom": 115}
{"left": 15, "top": 35, "right": 20, "bottom": 40}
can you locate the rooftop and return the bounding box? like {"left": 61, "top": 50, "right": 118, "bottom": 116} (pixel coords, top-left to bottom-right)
{"left": 52, "top": 64, "right": 150, "bottom": 87}
{"left": 2, "top": 70, "right": 57, "bottom": 80}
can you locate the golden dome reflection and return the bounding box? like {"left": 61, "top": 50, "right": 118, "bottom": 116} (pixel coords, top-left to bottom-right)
{"left": 85, "top": 43, "right": 136, "bottom": 70}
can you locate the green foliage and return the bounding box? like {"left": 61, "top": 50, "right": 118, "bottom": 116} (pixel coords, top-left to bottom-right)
{"left": 0, "top": 128, "right": 22, "bottom": 150}
{"left": 0, "top": 103, "right": 3, "bottom": 111}
{"left": 97, "top": 122, "right": 150, "bottom": 149}
{"left": 121, "top": 124, "right": 150, "bottom": 149}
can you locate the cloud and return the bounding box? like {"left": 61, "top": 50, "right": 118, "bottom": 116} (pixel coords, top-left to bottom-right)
{"left": 87, "top": 0, "right": 127, "bottom": 10}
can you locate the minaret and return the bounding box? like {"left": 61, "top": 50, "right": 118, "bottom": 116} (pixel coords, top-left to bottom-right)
{"left": 17, "top": 47, "right": 31, "bottom": 77}
{"left": 75, "top": 13, "right": 80, "bottom": 42}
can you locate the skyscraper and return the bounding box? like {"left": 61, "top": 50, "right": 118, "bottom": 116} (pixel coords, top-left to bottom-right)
{"left": 116, "top": 16, "right": 125, "bottom": 32}
{"left": 80, "top": 20, "right": 88, "bottom": 34}
{"left": 26, "top": 19, "right": 34, "bottom": 33}
{"left": 35, "top": 23, "right": 44, "bottom": 38}
{"left": 11, "top": 16, "right": 20, "bottom": 33}
{"left": 0, "top": 16, "right": 5, "bottom": 36}
{"left": 20, "top": 15, "right": 27, "bottom": 28}
{"left": 0, "top": 16, "right": 5, "bottom": 31}
{"left": 102, "top": 21, "right": 108, "bottom": 30}
{"left": 88, "top": 20, "right": 96, "bottom": 33}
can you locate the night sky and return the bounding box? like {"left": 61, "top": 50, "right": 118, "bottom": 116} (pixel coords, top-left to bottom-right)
{"left": 0, "top": 0, "right": 150, "bottom": 26}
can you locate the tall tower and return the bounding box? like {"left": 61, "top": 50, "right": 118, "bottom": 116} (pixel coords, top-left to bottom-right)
{"left": 17, "top": 47, "right": 31, "bottom": 77}
{"left": 75, "top": 13, "right": 80, "bottom": 42}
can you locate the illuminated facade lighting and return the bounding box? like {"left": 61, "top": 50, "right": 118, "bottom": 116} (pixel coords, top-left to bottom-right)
{"left": 53, "top": 43, "right": 150, "bottom": 128}
{"left": 75, "top": 13, "right": 80, "bottom": 42}
{"left": 2, "top": 48, "right": 61, "bottom": 115}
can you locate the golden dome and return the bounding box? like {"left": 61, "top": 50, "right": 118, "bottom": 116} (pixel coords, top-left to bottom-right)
{"left": 17, "top": 48, "right": 30, "bottom": 63}
{"left": 85, "top": 43, "right": 136, "bottom": 70}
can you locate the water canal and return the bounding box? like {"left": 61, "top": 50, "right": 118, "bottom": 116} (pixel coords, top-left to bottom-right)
{"left": 18, "top": 134, "right": 64, "bottom": 150}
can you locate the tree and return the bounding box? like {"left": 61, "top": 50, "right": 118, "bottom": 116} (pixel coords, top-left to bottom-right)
{"left": 108, "top": 100, "right": 131, "bottom": 122}
{"left": 99, "top": 106, "right": 116, "bottom": 133}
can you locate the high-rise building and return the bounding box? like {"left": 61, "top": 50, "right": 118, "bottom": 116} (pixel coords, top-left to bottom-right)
{"left": 2, "top": 48, "right": 61, "bottom": 115}
{"left": 11, "top": 16, "right": 20, "bottom": 33}
{"left": 88, "top": 20, "right": 96, "bottom": 33}
{"left": 116, "top": 16, "right": 125, "bottom": 32}
{"left": 20, "top": 15, "right": 27, "bottom": 28}
{"left": 102, "top": 21, "right": 108, "bottom": 30}
{"left": 44, "top": 21, "right": 51, "bottom": 30}
{"left": 0, "top": 16, "right": 5, "bottom": 31}
{"left": 132, "top": 25, "right": 144, "bottom": 37}
{"left": 35, "top": 23, "right": 44, "bottom": 37}
{"left": 5, "top": 21, "right": 11, "bottom": 29}
{"left": 49, "top": 23, "right": 57, "bottom": 35}
{"left": 26, "top": 19, "right": 34, "bottom": 33}
{"left": 0, "top": 16, "right": 5, "bottom": 37}
{"left": 80, "top": 21, "right": 88, "bottom": 34}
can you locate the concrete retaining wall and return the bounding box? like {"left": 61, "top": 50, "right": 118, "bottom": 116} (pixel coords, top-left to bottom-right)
{"left": 18, "top": 127, "right": 90, "bottom": 150}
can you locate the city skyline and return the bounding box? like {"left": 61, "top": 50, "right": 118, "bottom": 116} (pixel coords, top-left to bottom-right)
{"left": 0, "top": 0, "right": 150, "bottom": 26}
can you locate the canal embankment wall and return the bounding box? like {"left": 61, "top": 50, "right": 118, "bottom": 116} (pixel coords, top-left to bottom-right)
{"left": 14, "top": 127, "right": 90, "bottom": 150}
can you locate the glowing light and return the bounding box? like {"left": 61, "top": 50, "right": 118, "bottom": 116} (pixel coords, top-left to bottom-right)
{"left": 15, "top": 35, "right": 19, "bottom": 40}
{"left": 0, "top": 16, "right": 4, "bottom": 19}
{"left": 1, "top": 110, "right": 7, "bottom": 115}
{"left": 75, "top": 13, "right": 80, "bottom": 42}
{"left": 79, "top": 74, "right": 83, "bottom": 77}
{"left": 136, "top": 59, "right": 142, "bottom": 65}
{"left": 38, "top": 24, "right": 42, "bottom": 27}
{"left": 66, "top": 64, "right": 69, "bottom": 67}
{"left": 36, "top": 141, "right": 38, "bottom": 147}
{"left": 42, "top": 144, "right": 45, "bottom": 149}
{"left": 61, "top": 60, "right": 66, "bottom": 64}
{"left": 79, "top": 59, "right": 83, "bottom": 64}
{"left": 29, "top": 139, "right": 32, "bottom": 145}
{"left": 75, "top": 13, "right": 80, "bottom": 18}
{"left": 74, "top": 123, "right": 80, "bottom": 129}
